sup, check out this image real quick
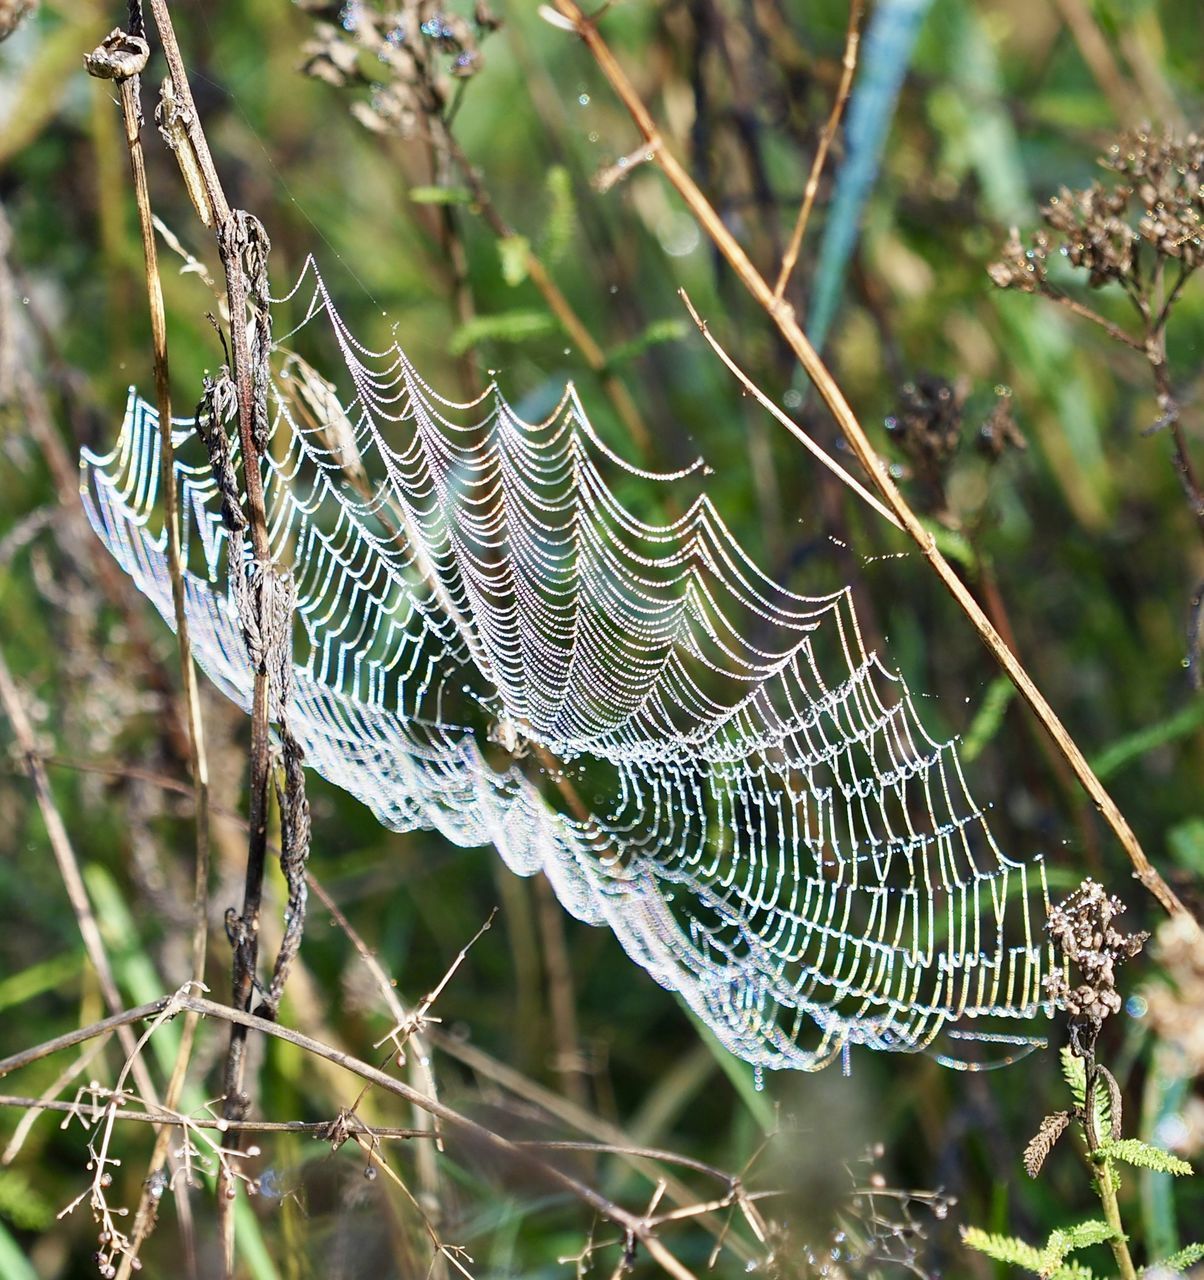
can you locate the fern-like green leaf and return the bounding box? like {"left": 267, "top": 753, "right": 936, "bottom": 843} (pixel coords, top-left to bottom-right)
{"left": 449, "top": 309, "right": 554, "bottom": 356}
{"left": 542, "top": 165, "right": 575, "bottom": 264}
{"left": 497, "top": 235, "right": 531, "bottom": 287}
{"left": 1059, "top": 1047, "right": 1112, "bottom": 1137}
{"left": 1042, "top": 1221, "right": 1117, "bottom": 1275}
{"left": 1150, "top": 1241, "right": 1204, "bottom": 1274}
{"left": 1098, "top": 1139, "right": 1193, "bottom": 1176}
{"left": 963, "top": 1227, "right": 1099, "bottom": 1279}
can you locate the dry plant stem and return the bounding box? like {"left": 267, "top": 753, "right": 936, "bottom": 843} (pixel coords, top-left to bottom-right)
{"left": 0, "top": 1095, "right": 433, "bottom": 1140}
{"left": 681, "top": 291, "right": 900, "bottom": 529}
{"left": 0, "top": 648, "right": 161, "bottom": 1113}
{"left": 772, "top": 0, "right": 862, "bottom": 301}
{"left": 106, "top": 59, "right": 213, "bottom": 1280}
{"left": 0, "top": 997, "right": 701, "bottom": 1280}
{"left": 144, "top": 3, "right": 275, "bottom": 1269}
{"left": 552, "top": 0, "right": 1190, "bottom": 923}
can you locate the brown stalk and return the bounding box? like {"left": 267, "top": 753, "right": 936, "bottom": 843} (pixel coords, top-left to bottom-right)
{"left": 772, "top": 0, "right": 863, "bottom": 302}
{"left": 143, "top": 2, "right": 279, "bottom": 1268}
{"left": 549, "top": 0, "right": 1191, "bottom": 923}
{"left": 82, "top": 33, "right": 214, "bottom": 1277}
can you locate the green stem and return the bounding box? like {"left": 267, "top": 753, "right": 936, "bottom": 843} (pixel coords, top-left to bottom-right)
{"left": 1093, "top": 1154, "right": 1139, "bottom": 1280}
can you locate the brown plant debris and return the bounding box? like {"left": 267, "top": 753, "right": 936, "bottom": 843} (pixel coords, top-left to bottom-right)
{"left": 1023, "top": 1110, "right": 1071, "bottom": 1179}
{"left": 990, "top": 127, "right": 1204, "bottom": 292}
{"left": 1044, "top": 879, "right": 1149, "bottom": 1057}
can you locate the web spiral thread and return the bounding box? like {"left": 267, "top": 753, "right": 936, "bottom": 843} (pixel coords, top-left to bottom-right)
{"left": 81, "top": 259, "right": 1052, "bottom": 1071}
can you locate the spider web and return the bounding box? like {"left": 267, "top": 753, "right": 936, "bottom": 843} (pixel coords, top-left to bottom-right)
{"left": 80, "top": 259, "right": 1052, "bottom": 1072}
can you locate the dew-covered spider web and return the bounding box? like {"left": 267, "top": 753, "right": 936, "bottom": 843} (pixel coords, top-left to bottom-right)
{"left": 81, "top": 258, "right": 1052, "bottom": 1072}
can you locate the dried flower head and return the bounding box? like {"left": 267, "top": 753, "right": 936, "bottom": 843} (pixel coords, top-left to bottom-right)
{"left": 299, "top": 0, "right": 494, "bottom": 131}
{"left": 1044, "top": 879, "right": 1148, "bottom": 1056}
{"left": 987, "top": 227, "right": 1050, "bottom": 293}
{"left": 1103, "top": 126, "right": 1204, "bottom": 270}
{"left": 976, "top": 387, "right": 1026, "bottom": 461}
{"left": 885, "top": 375, "right": 966, "bottom": 504}
{"left": 1041, "top": 182, "right": 1136, "bottom": 288}
{"left": 990, "top": 127, "right": 1204, "bottom": 295}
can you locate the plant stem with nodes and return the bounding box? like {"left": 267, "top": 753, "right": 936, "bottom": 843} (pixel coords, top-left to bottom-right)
{"left": 550, "top": 0, "right": 1193, "bottom": 925}
{"left": 143, "top": 2, "right": 293, "bottom": 1270}
{"left": 83, "top": 27, "right": 214, "bottom": 1277}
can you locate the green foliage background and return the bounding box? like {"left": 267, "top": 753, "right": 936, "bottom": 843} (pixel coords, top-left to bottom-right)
{"left": 0, "top": 0, "right": 1201, "bottom": 1275}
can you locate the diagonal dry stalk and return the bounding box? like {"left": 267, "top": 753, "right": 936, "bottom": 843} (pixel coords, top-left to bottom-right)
{"left": 83, "top": 27, "right": 214, "bottom": 1277}
{"left": 549, "top": 0, "right": 1191, "bottom": 925}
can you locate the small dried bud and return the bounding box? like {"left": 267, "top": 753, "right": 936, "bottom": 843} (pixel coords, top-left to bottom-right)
{"left": 987, "top": 227, "right": 1049, "bottom": 292}
{"left": 301, "top": 25, "right": 364, "bottom": 88}
{"left": 84, "top": 29, "right": 150, "bottom": 82}
{"left": 886, "top": 375, "right": 966, "bottom": 508}
{"left": 977, "top": 388, "right": 1026, "bottom": 461}
{"left": 1041, "top": 183, "right": 1137, "bottom": 287}
{"left": 0, "top": 0, "right": 35, "bottom": 41}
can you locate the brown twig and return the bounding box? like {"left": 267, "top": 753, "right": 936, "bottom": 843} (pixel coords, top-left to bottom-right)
{"left": 143, "top": 3, "right": 284, "bottom": 1269}
{"left": 1, "top": 995, "right": 702, "bottom": 1280}
{"left": 0, "top": 1094, "right": 433, "bottom": 1140}
{"left": 549, "top": 0, "right": 1191, "bottom": 923}
{"left": 680, "top": 290, "right": 901, "bottom": 528}
{"left": 83, "top": 32, "right": 215, "bottom": 1276}
{"left": 772, "top": 0, "right": 863, "bottom": 302}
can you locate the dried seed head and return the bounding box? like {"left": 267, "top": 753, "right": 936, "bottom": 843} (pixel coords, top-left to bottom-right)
{"left": 1044, "top": 879, "right": 1148, "bottom": 1054}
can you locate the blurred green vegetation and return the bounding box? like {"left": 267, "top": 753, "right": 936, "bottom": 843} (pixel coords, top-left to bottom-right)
{"left": 0, "top": 0, "right": 1202, "bottom": 1276}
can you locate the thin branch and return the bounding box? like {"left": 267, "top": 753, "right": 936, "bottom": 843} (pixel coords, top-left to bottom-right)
{"left": 549, "top": 0, "right": 1192, "bottom": 924}
{"left": 0, "top": 1095, "right": 433, "bottom": 1141}
{"left": 773, "top": 0, "right": 863, "bottom": 302}
{"left": 84, "top": 33, "right": 215, "bottom": 1278}
{"left": 680, "top": 290, "right": 901, "bottom": 529}
{"left": 1039, "top": 286, "right": 1148, "bottom": 352}
{"left": 1, "top": 996, "right": 701, "bottom": 1280}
